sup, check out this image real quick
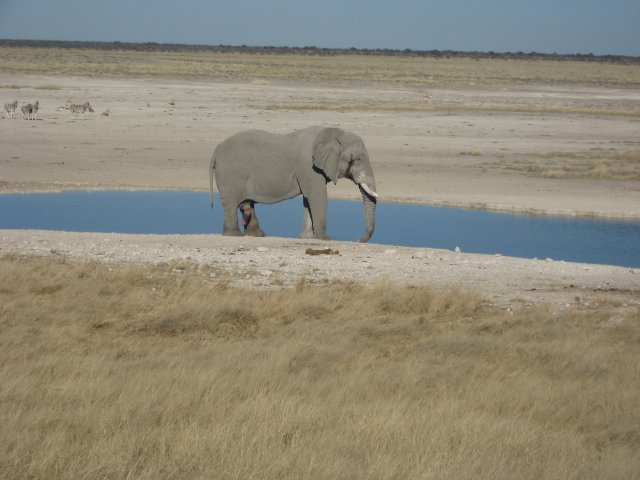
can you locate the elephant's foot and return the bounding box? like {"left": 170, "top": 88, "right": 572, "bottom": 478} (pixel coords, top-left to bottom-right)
{"left": 300, "top": 230, "right": 330, "bottom": 240}
{"left": 222, "top": 226, "right": 243, "bottom": 236}
{"left": 244, "top": 225, "right": 266, "bottom": 237}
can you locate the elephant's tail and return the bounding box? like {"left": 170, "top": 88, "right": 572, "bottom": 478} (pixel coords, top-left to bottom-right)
{"left": 209, "top": 155, "right": 216, "bottom": 208}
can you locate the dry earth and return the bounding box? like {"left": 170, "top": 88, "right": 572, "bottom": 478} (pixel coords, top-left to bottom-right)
{"left": 1, "top": 72, "right": 639, "bottom": 309}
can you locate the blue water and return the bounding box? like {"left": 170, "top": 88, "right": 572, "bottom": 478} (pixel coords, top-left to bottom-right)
{"left": 1, "top": 190, "right": 639, "bottom": 267}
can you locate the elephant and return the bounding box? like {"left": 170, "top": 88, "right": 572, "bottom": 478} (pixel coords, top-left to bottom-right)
{"left": 209, "top": 126, "right": 378, "bottom": 242}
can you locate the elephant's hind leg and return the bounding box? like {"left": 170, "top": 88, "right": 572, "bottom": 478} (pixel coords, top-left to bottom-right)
{"left": 222, "top": 203, "right": 243, "bottom": 236}
{"left": 241, "top": 202, "right": 266, "bottom": 237}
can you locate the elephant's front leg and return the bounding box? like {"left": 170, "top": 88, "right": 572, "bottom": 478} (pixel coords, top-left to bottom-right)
{"left": 302, "top": 194, "right": 330, "bottom": 241}
{"left": 300, "top": 197, "right": 315, "bottom": 239}
{"left": 241, "top": 202, "right": 265, "bottom": 237}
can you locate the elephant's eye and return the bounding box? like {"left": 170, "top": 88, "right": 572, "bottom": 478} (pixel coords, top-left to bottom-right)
{"left": 346, "top": 157, "right": 355, "bottom": 176}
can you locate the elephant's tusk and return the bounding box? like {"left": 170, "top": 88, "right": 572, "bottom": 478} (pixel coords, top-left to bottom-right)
{"left": 360, "top": 183, "right": 379, "bottom": 198}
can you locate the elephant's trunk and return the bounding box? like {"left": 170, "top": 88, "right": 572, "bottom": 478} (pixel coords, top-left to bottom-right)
{"left": 357, "top": 183, "right": 377, "bottom": 243}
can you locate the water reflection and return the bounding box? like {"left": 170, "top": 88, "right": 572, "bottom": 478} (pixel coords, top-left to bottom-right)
{"left": 0, "top": 190, "right": 638, "bottom": 267}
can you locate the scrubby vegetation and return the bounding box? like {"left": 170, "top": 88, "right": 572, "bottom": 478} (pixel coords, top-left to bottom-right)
{"left": 492, "top": 149, "right": 640, "bottom": 181}
{"left": 2, "top": 42, "right": 640, "bottom": 88}
{"left": 2, "top": 39, "right": 639, "bottom": 64}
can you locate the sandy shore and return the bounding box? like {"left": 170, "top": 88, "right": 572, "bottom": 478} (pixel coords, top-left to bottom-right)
{"left": 1, "top": 73, "right": 639, "bottom": 307}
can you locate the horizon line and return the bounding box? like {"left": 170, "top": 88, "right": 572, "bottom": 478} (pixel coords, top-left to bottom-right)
{"left": 2, "top": 38, "right": 639, "bottom": 62}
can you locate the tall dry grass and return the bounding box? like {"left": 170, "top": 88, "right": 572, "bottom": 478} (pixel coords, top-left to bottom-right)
{"left": 1, "top": 254, "right": 639, "bottom": 479}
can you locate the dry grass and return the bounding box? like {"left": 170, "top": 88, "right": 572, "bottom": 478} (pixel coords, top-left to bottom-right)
{"left": 495, "top": 149, "right": 640, "bottom": 181}
{"left": 615, "top": 149, "right": 640, "bottom": 163}
{"left": 1, "top": 254, "right": 639, "bottom": 479}
{"left": 2, "top": 46, "right": 640, "bottom": 88}
{"left": 0, "top": 83, "right": 63, "bottom": 90}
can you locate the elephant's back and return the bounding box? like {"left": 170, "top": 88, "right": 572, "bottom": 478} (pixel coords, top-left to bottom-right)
{"left": 213, "top": 130, "right": 294, "bottom": 168}
{"left": 217, "top": 129, "right": 277, "bottom": 148}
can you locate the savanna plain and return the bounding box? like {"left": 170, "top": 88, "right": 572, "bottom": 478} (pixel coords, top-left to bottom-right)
{"left": 1, "top": 47, "right": 640, "bottom": 479}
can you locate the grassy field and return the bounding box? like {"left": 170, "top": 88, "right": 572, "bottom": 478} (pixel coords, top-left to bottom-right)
{"left": 2, "top": 46, "right": 640, "bottom": 87}
{"left": 1, "top": 254, "right": 638, "bottom": 479}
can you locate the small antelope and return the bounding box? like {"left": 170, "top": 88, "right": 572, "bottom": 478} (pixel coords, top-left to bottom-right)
{"left": 69, "top": 102, "right": 95, "bottom": 119}
{"left": 4, "top": 100, "right": 17, "bottom": 118}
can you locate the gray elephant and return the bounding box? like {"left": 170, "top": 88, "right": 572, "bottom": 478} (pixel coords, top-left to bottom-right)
{"left": 209, "top": 126, "right": 378, "bottom": 242}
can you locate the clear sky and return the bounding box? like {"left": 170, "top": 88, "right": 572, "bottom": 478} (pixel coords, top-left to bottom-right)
{"left": 1, "top": 0, "right": 639, "bottom": 56}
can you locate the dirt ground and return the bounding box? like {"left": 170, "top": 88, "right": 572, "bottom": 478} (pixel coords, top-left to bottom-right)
{"left": 1, "top": 72, "right": 639, "bottom": 308}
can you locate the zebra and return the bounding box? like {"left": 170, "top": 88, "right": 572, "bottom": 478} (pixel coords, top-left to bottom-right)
{"left": 30, "top": 100, "right": 39, "bottom": 120}
{"left": 21, "top": 101, "right": 39, "bottom": 120}
{"left": 21, "top": 103, "right": 32, "bottom": 120}
{"left": 4, "top": 100, "right": 17, "bottom": 119}
{"left": 69, "top": 102, "right": 95, "bottom": 119}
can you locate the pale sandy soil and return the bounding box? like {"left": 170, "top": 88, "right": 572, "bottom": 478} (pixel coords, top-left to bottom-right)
{"left": 1, "top": 73, "right": 639, "bottom": 308}
{"left": 2, "top": 73, "right": 639, "bottom": 217}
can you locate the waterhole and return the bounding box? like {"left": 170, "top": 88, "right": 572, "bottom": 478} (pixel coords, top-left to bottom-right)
{"left": 1, "top": 191, "right": 638, "bottom": 267}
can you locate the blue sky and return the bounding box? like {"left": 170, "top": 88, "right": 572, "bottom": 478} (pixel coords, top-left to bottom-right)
{"left": 1, "top": 0, "right": 639, "bottom": 56}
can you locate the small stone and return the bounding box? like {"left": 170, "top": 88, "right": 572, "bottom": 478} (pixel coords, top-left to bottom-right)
{"left": 454, "top": 246, "right": 461, "bottom": 253}
{"left": 305, "top": 248, "right": 339, "bottom": 256}
{"left": 384, "top": 248, "right": 397, "bottom": 255}
{"left": 257, "top": 247, "right": 268, "bottom": 252}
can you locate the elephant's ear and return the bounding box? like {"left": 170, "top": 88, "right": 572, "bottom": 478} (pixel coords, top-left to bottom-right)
{"left": 312, "top": 128, "right": 343, "bottom": 184}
